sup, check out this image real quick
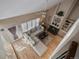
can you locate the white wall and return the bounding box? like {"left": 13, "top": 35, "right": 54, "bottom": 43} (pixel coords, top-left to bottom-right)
{"left": 0, "top": 36, "right": 6, "bottom": 59}
{"left": 46, "top": 5, "right": 57, "bottom": 23}
{"left": 0, "top": 0, "right": 62, "bottom": 19}
{"left": 44, "top": 5, "right": 57, "bottom": 27}
{"left": 0, "top": 28, "right": 15, "bottom": 43}
{"left": 0, "top": 28, "right": 17, "bottom": 59}
{"left": 68, "top": 0, "right": 79, "bottom": 21}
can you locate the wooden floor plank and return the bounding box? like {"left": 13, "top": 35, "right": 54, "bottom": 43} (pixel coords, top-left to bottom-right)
{"left": 12, "top": 35, "right": 62, "bottom": 59}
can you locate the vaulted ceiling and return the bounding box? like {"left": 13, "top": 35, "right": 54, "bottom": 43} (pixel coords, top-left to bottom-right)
{"left": 0, "top": 0, "right": 62, "bottom": 19}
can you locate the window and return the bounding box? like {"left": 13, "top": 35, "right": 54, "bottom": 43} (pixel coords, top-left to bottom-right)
{"left": 8, "top": 26, "right": 18, "bottom": 39}
{"left": 21, "top": 18, "right": 40, "bottom": 32}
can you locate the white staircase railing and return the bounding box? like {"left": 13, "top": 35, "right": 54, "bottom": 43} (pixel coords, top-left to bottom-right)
{"left": 50, "top": 18, "right": 79, "bottom": 59}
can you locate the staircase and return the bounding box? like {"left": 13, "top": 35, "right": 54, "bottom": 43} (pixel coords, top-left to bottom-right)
{"left": 56, "top": 41, "right": 78, "bottom": 59}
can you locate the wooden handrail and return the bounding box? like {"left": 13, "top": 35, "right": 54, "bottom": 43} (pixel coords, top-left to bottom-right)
{"left": 56, "top": 41, "right": 78, "bottom": 59}
{"left": 64, "top": 41, "right": 78, "bottom": 59}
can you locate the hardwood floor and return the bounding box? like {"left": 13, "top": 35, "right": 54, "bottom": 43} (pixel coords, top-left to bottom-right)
{"left": 12, "top": 35, "right": 62, "bottom": 59}
{"left": 41, "top": 35, "right": 62, "bottom": 59}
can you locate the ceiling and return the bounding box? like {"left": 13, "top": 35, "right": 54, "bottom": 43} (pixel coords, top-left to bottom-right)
{"left": 0, "top": 0, "right": 62, "bottom": 20}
